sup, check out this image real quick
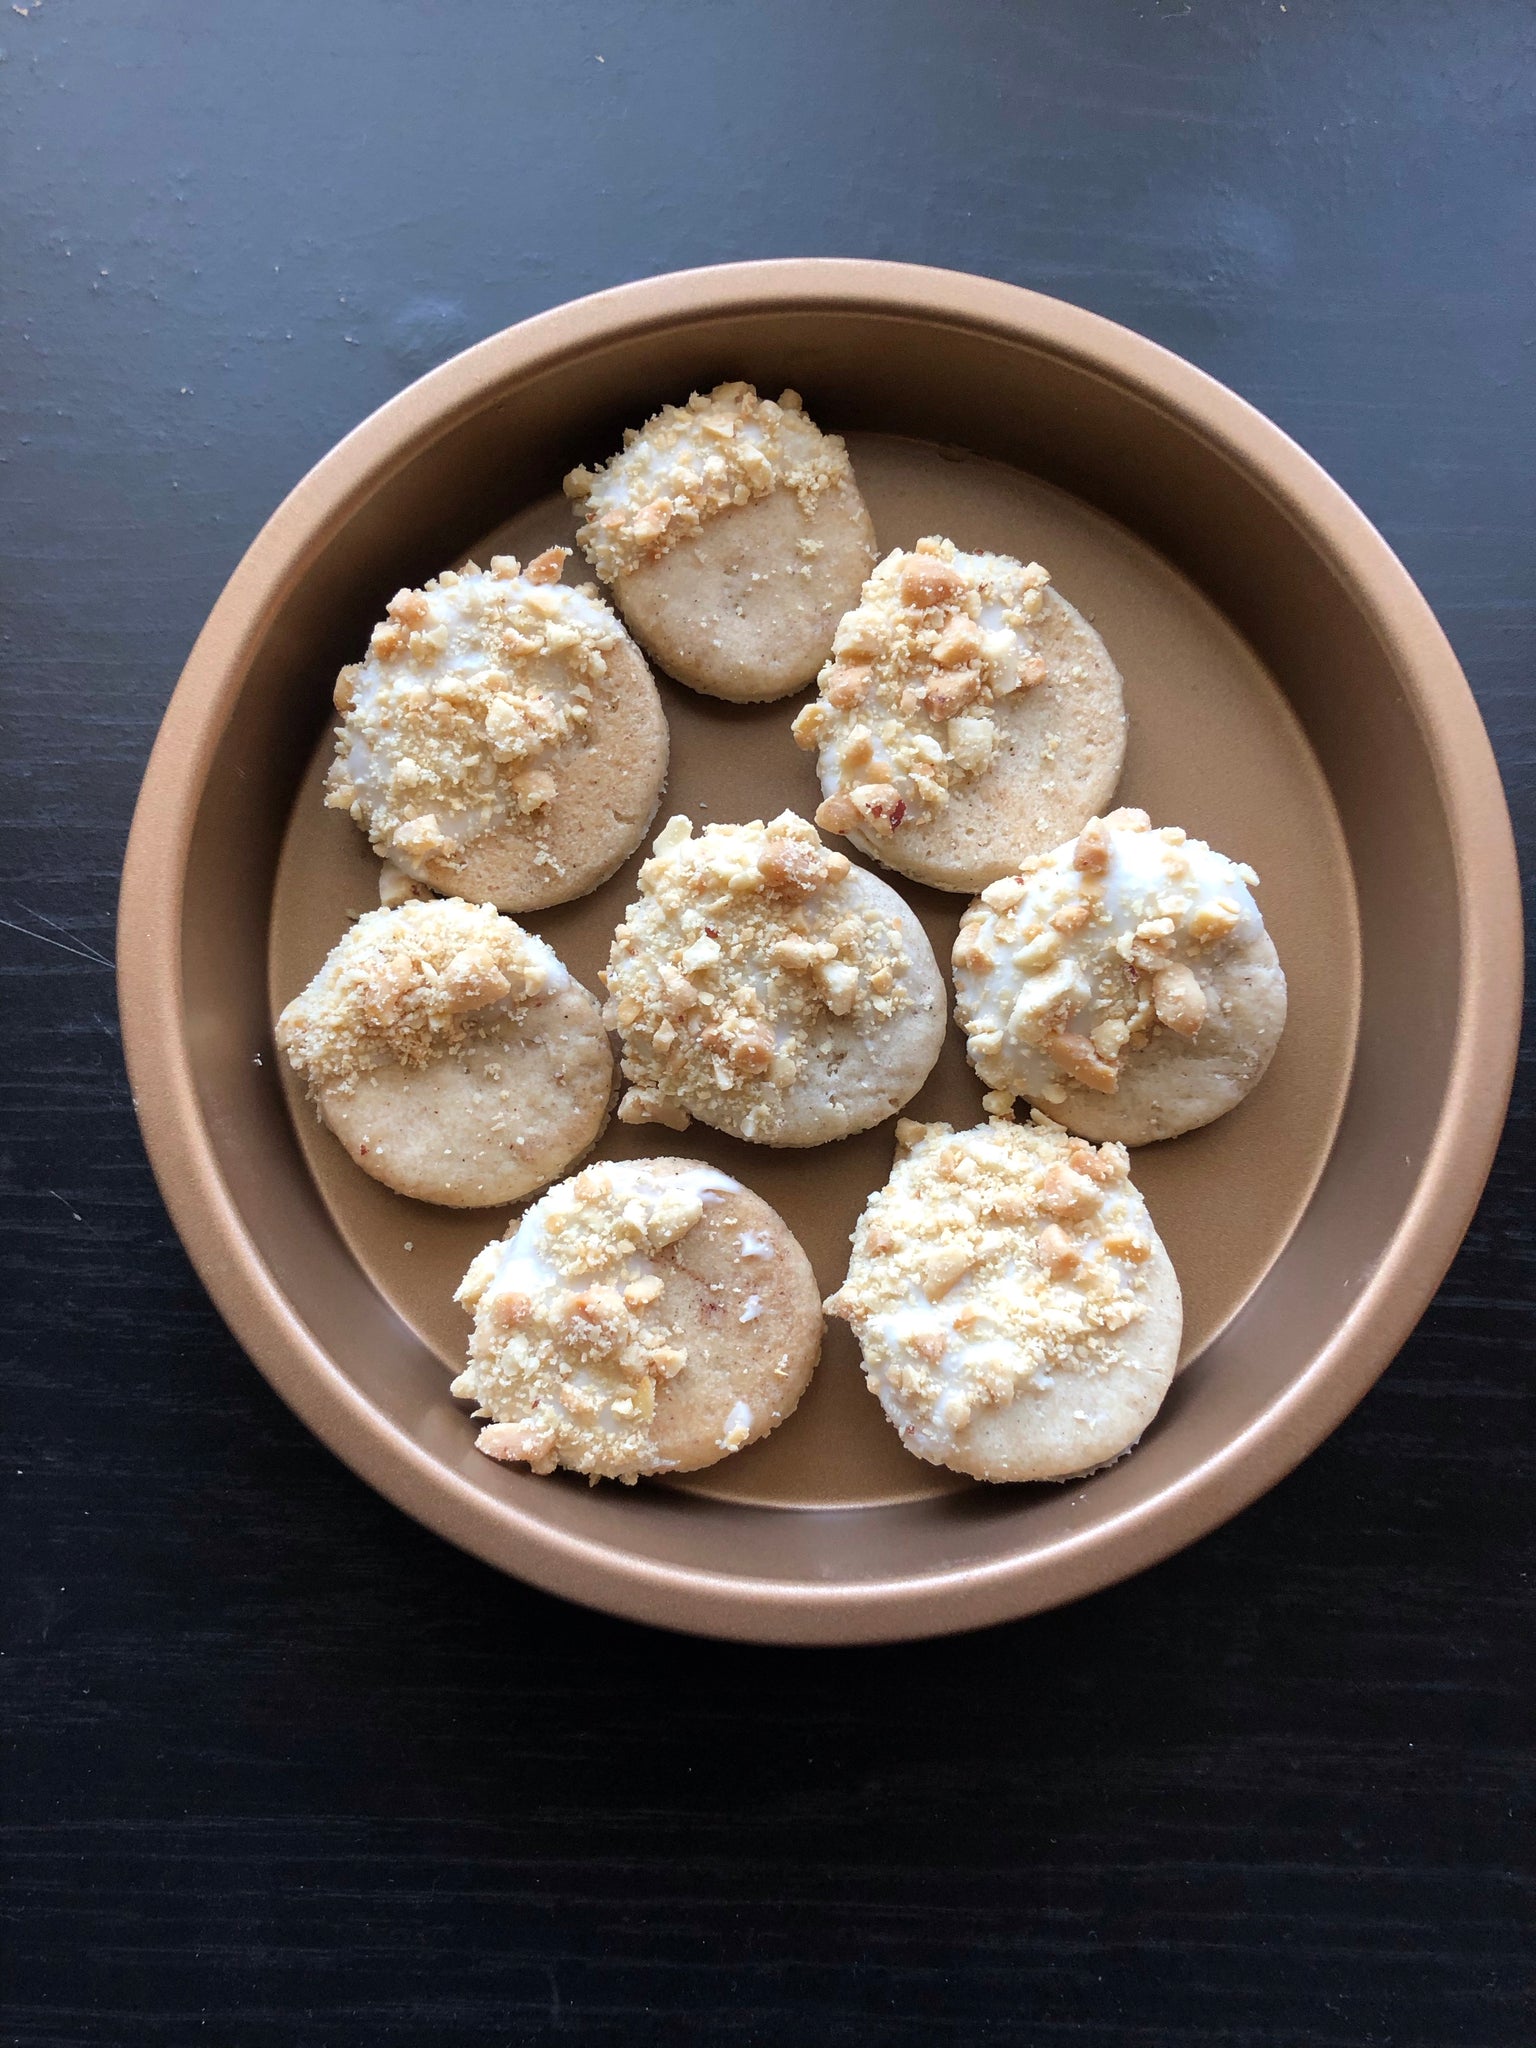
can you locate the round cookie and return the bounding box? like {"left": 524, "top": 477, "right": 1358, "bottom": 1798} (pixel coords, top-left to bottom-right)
{"left": 604, "top": 811, "right": 948, "bottom": 1146}
{"left": 826, "top": 1116, "right": 1183, "bottom": 1483}
{"left": 564, "top": 382, "right": 877, "bottom": 702}
{"left": 452, "top": 1156, "right": 824, "bottom": 1483}
{"left": 325, "top": 549, "right": 668, "bottom": 912}
{"left": 275, "top": 899, "right": 613, "bottom": 1208}
{"left": 794, "top": 537, "right": 1126, "bottom": 893}
{"left": 953, "top": 810, "right": 1287, "bottom": 1145}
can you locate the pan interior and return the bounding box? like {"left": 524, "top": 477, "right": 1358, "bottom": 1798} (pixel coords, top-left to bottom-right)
{"left": 268, "top": 431, "right": 1358, "bottom": 1514}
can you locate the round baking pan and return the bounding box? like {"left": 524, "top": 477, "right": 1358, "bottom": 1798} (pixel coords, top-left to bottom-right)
{"left": 118, "top": 261, "right": 1521, "bottom": 1643}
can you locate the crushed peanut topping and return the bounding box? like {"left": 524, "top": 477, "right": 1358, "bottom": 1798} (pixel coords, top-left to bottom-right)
{"left": 452, "top": 1160, "right": 739, "bottom": 1482}
{"left": 563, "top": 383, "right": 853, "bottom": 585}
{"left": 792, "top": 538, "right": 1055, "bottom": 838}
{"left": 325, "top": 555, "right": 624, "bottom": 869}
{"left": 276, "top": 899, "right": 568, "bottom": 1094}
{"left": 603, "top": 812, "right": 914, "bottom": 1143}
{"left": 952, "top": 811, "right": 1264, "bottom": 1106}
{"left": 826, "top": 1117, "right": 1156, "bottom": 1466}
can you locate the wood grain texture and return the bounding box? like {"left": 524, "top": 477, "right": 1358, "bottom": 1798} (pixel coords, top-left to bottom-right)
{"left": 1, "top": 2, "right": 1530, "bottom": 2042}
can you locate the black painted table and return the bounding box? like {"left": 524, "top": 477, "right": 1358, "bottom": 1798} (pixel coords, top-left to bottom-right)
{"left": 4, "top": 5, "right": 1531, "bottom": 2042}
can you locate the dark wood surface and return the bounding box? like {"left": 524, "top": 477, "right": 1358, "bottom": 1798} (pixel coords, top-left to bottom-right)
{"left": 3, "top": 4, "right": 1531, "bottom": 2042}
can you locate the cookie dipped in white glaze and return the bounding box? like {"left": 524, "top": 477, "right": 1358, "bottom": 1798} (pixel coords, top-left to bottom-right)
{"left": 326, "top": 549, "right": 668, "bottom": 911}
{"left": 565, "top": 383, "right": 876, "bottom": 702}
{"left": 604, "top": 811, "right": 947, "bottom": 1146}
{"left": 794, "top": 537, "right": 1126, "bottom": 892}
{"left": 952, "top": 809, "right": 1287, "bottom": 1144}
{"left": 276, "top": 899, "right": 613, "bottom": 1207}
{"left": 827, "top": 1116, "right": 1182, "bottom": 1483}
{"left": 453, "top": 1156, "right": 823, "bottom": 1482}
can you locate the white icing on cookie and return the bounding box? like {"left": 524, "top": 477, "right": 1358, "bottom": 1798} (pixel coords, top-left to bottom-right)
{"left": 563, "top": 383, "right": 852, "bottom": 585}
{"left": 604, "top": 812, "right": 928, "bottom": 1144}
{"left": 953, "top": 810, "right": 1264, "bottom": 1104}
{"left": 827, "top": 1116, "right": 1178, "bottom": 1480}
{"left": 276, "top": 898, "right": 568, "bottom": 1094}
{"left": 326, "top": 553, "right": 623, "bottom": 870}
{"left": 453, "top": 1160, "right": 738, "bottom": 1483}
{"left": 793, "top": 537, "right": 1053, "bottom": 837}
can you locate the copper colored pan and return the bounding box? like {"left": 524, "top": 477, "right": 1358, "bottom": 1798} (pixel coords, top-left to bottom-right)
{"left": 117, "top": 261, "right": 1521, "bottom": 1643}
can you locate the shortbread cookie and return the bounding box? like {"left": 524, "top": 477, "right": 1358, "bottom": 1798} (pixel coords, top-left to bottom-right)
{"left": 276, "top": 899, "right": 613, "bottom": 1207}
{"left": 452, "top": 1156, "right": 823, "bottom": 1483}
{"left": 564, "top": 383, "right": 877, "bottom": 702}
{"left": 794, "top": 538, "right": 1126, "bottom": 893}
{"left": 325, "top": 549, "right": 668, "bottom": 911}
{"left": 604, "top": 812, "right": 947, "bottom": 1146}
{"left": 826, "top": 1116, "right": 1182, "bottom": 1483}
{"left": 953, "top": 810, "right": 1287, "bottom": 1145}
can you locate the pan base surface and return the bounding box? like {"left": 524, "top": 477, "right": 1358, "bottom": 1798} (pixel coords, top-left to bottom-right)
{"left": 270, "top": 433, "right": 1357, "bottom": 1514}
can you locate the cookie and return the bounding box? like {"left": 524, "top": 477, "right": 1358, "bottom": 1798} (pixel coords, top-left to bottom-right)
{"left": 826, "top": 1116, "right": 1182, "bottom": 1483}
{"left": 276, "top": 899, "right": 613, "bottom": 1208}
{"left": 794, "top": 537, "right": 1126, "bottom": 893}
{"left": 604, "top": 811, "right": 947, "bottom": 1146}
{"left": 325, "top": 549, "right": 668, "bottom": 912}
{"left": 564, "top": 383, "right": 877, "bottom": 702}
{"left": 452, "top": 1156, "right": 823, "bottom": 1483}
{"left": 953, "top": 810, "right": 1287, "bottom": 1145}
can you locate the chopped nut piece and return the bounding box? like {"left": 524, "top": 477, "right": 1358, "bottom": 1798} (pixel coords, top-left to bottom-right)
{"left": 850, "top": 783, "right": 907, "bottom": 832}
{"left": 1152, "top": 962, "right": 1207, "bottom": 1037}
{"left": 440, "top": 946, "right": 513, "bottom": 1014}
{"left": 757, "top": 835, "right": 842, "bottom": 898}
{"left": 1045, "top": 1031, "right": 1120, "bottom": 1093}
{"left": 899, "top": 556, "right": 965, "bottom": 609}
{"left": 923, "top": 1243, "right": 976, "bottom": 1300}
{"left": 825, "top": 668, "right": 870, "bottom": 711}
{"left": 1189, "top": 899, "right": 1241, "bottom": 947}
{"left": 1039, "top": 1163, "right": 1099, "bottom": 1217}
{"left": 493, "top": 1290, "right": 534, "bottom": 1331}
{"left": 923, "top": 670, "right": 982, "bottom": 719}
{"left": 815, "top": 959, "right": 859, "bottom": 1014}
{"left": 524, "top": 546, "right": 569, "bottom": 585}
{"left": 1072, "top": 818, "right": 1110, "bottom": 873}
{"left": 1036, "top": 1224, "right": 1080, "bottom": 1279}
{"left": 377, "top": 860, "right": 432, "bottom": 908}
{"left": 617, "top": 1087, "right": 691, "bottom": 1130}
{"left": 814, "top": 793, "right": 860, "bottom": 835}
{"left": 728, "top": 1024, "right": 775, "bottom": 1075}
